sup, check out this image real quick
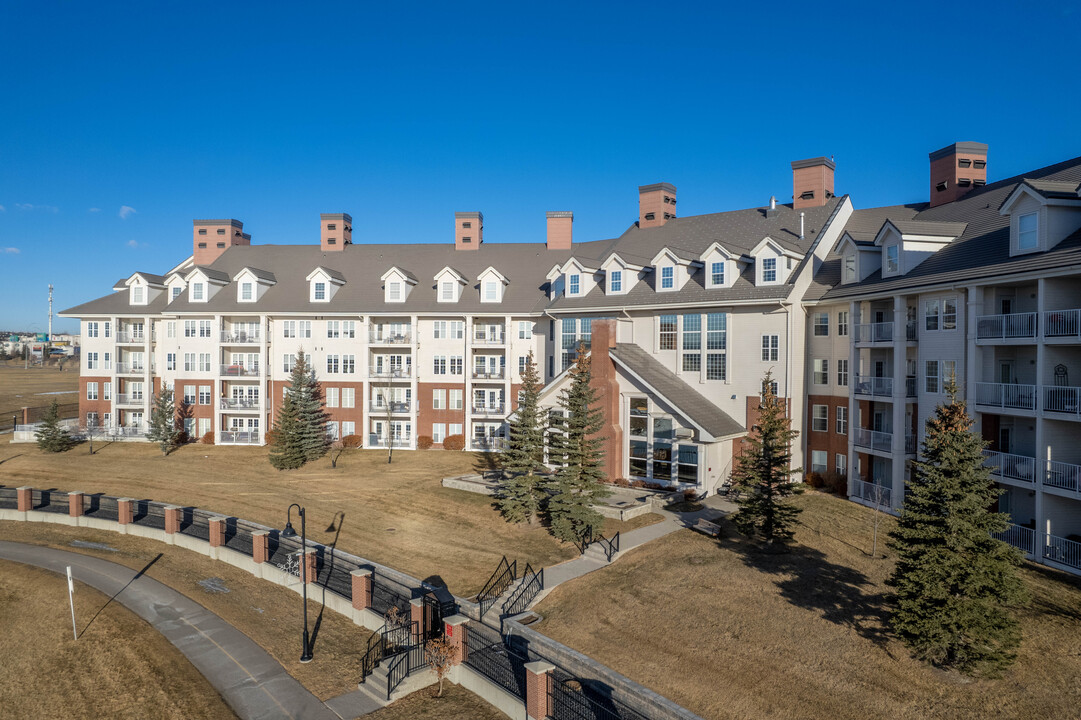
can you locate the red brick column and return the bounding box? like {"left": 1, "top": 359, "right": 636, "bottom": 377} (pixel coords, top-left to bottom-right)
{"left": 208, "top": 517, "right": 225, "bottom": 547}
{"left": 444, "top": 615, "right": 469, "bottom": 665}
{"left": 164, "top": 506, "right": 180, "bottom": 534}
{"left": 16, "top": 487, "right": 31, "bottom": 512}
{"left": 524, "top": 660, "right": 555, "bottom": 720}
{"left": 589, "top": 319, "right": 623, "bottom": 481}
{"left": 252, "top": 531, "right": 269, "bottom": 563}
{"left": 351, "top": 569, "right": 372, "bottom": 610}
{"left": 68, "top": 491, "right": 84, "bottom": 517}
{"left": 302, "top": 549, "right": 317, "bottom": 584}
{"left": 117, "top": 498, "right": 133, "bottom": 525}
{"left": 410, "top": 597, "right": 425, "bottom": 632}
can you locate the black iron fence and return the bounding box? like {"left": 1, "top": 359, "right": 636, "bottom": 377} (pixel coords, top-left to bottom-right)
{"left": 549, "top": 666, "right": 652, "bottom": 720}
{"left": 82, "top": 494, "right": 118, "bottom": 521}
{"left": 502, "top": 563, "right": 543, "bottom": 621}
{"left": 370, "top": 572, "right": 412, "bottom": 618}
{"left": 476, "top": 555, "right": 517, "bottom": 615}
{"left": 0, "top": 487, "right": 16, "bottom": 509}
{"left": 464, "top": 620, "right": 528, "bottom": 699}
{"left": 386, "top": 621, "right": 428, "bottom": 699}
{"left": 32, "top": 489, "right": 69, "bottom": 514}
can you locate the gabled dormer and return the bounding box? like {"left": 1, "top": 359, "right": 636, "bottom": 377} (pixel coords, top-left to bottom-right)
{"left": 478, "top": 266, "right": 509, "bottom": 303}
{"left": 749, "top": 237, "right": 801, "bottom": 286}
{"left": 307, "top": 266, "right": 346, "bottom": 303}
{"left": 233, "top": 267, "right": 276, "bottom": 304}
{"left": 185, "top": 266, "right": 229, "bottom": 303}
{"left": 837, "top": 233, "right": 880, "bottom": 284}
{"left": 600, "top": 253, "right": 644, "bottom": 295}
{"left": 650, "top": 247, "right": 698, "bottom": 292}
{"left": 698, "top": 242, "right": 740, "bottom": 289}
{"left": 999, "top": 179, "right": 1081, "bottom": 256}
{"left": 124, "top": 272, "right": 165, "bottom": 306}
{"left": 873, "top": 220, "right": 966, "bottom": 276}
{"left": 165, "top": 272, "right": 186, "bottom": 303}
{"left": 379, "top": 267, "right": 414, "bottom": 303}
{"left": 434, "top": 266, "right": 468, "bottom": 303}
{"left": 560, "top": 258, "right": 598, "bottom": 298}
{"left": 546, "top": 265, "right": 564, "bottom": 300}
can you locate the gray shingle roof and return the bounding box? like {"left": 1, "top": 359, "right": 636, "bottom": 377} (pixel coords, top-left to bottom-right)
{"left": 1020, "top": 178, "right": 1081, "bottom": 200}
{"left": 608, "top": 344, "right": 744, "bottom": 440}
{"left": 887, "top": 220, "right": 968, "bottom": 237}
{"left": 193, "top": 266, "right": 231, "bottom": 283}
{"left": 240, "top": 267, "right": 277, "bottom": 283}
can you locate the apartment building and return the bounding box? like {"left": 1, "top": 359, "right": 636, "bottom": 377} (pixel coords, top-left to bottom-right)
{"left": 804, "top": 143, "right": 1081, "bottom": 575}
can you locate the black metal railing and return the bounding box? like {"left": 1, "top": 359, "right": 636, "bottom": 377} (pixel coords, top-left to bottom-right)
{"left": 179, "top": 508, "right": 211, "bottom": 541}
{"left": 360, "top": 626, "right": 386, "bottom": 682}
{"left": 502, "top": 564, "right": 543, "bottom": 620}
{"left": 83, "top": 494, "right": 118, "bottom": 521}
{"left": 370, "top": 573, "right": 411, "bottom": 618}
{"left": 0, "top": 487, "right": 17, "bottom": 509}
{"left": 386, "top": 624, "right": 428, "bottom": 699}
{"left": 548, "top": 666, "right": 651, "bottom": 720}
{"left": 223, "top": 517, "right": 254, "bottom": 557}
{"left": 33, "top": 489, "right": 69, "bottom": 514}
{"left": 464, "top": 621, "right": 528, "bottom": 699}
{"left": 476, "top": 556, "right": 517, "bottom": 615}
{"left": 132, "top": 500, "right": 167, "bottom": 529}
{"left": 597, "top": 532, "right": 619, "bottom": 562}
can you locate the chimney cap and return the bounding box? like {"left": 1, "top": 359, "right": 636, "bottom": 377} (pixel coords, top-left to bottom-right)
{"left": 320, "top": 212, "right": 352, "bottom": 222}
{"left": 790, "top": 157, "right": 836, "bottom": 171}
{"left": 929, "top": 142, "right": 988, "bottom": 161}
{"left": 454, "top": 211, "right": 483, "bottom": 220}
{"left": 194, "top": 218, "right": 244, "bottom": 227}
{"left": 546, "top": 211, "right": 574, "bottom": 219}
{"left": 638, "top": 182, "right": 677, "bottom": 194}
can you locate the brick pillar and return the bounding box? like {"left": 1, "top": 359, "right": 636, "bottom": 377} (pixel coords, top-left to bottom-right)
{"left": 589, "top": 319, "right": 623, "bottom": 481}
{"left": 21, "top": 407, "right": 29, "bottom": 425}
{"left": 208, "top": 517, "right": 225, "bottom": 547}
{"left": 164, "top": 505, "right": 180, "bottom": 534}
{"left": 524, "top": 661, "right": 555, "bottom": 720}
{"left": 443, "top": 615, "right": 469, "bottom": 665}
{"left": 68, "top": 491, "right": 84, "bottom": 517}
{"left": 351, "top": 569, "right": 372, "bottom": 611}
{"left": 16, "top": 486, "right": 32, "bottom": 512}
{"left": 302, "top": 549, "right": 317, "bottom": 584}
{"left": 252, "top": 531, "right": 269, "bottom": 563}
{"left": 410, "top": 597, "right": 425, "bottom": 633}
{"left": 117, "top": 498, "right": 133, "bottom": 525}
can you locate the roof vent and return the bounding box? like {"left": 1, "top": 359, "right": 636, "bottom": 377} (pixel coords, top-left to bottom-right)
{"left": 765, "top": 195, "right": 779, "bottom": 218}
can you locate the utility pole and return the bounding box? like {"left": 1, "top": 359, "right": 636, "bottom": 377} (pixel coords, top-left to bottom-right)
{"left": 48, "top": 284, "right": 54, "bottom": 359}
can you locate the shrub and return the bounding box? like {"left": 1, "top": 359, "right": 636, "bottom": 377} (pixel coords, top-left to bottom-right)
{"left": 612, "top": 477, "right": 631, "bottom": 487}
{"left": 417, "top": 435, "right": 433, "bottom": 450}
{"left": 201, "top": 431, "right": 215, "bottom": 445}
{"left": 683, "top": 489, "right": 699, "bottom": 502}
{"left": 645, "top": 482, "right": 666, "bottom": 491}
{"left": 443, "top": 434, "right": 465, "bottom": 451}
{"left": 265, "top": 430, "right": 280, "bottom": 446}
{"left": 630, "top": 479, "right": 647, "bottom": 488}
{"left": 824, "top": 471, "right": 848, "bottom": 495}
{"left": 805, "top": 471, "right": 824, "bottom": 488}
{"left": 342, "top": 434, "right": 363, "bottom": 449}
{"left": 176, "top": 431, "right": 191, "bottom": 445}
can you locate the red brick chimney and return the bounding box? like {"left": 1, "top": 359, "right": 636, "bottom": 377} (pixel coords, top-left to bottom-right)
{"left": 638, "top": 183, "right": 676, "bottom": 228}
{"left": 546, "top": 211, "right": 573, "bottom": 250}
{"left": 320, "top": 213, "right": 352, "bottom": 251}
{"left": 455, "top": 212, "right": 483, "bottom": 250}
{"left": 791, "top": 157, "right": 835, "bottom": 209}
{"left": 588, "top": 319, "right": 623, "bottom": 481}
{"left": 929, "top": 142, "right": 988, "bottom": 208}
{"left": 193, "top": 219, "right": 248, "bottom": 265}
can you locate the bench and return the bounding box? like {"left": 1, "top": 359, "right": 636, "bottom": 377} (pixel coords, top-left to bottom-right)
{"left": 693, "top": 518, "right": 721, "bottom": 537}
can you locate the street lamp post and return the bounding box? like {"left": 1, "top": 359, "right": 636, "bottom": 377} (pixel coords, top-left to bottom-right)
{"left": 281, "top": 503, "right": 313, "bottom": 663}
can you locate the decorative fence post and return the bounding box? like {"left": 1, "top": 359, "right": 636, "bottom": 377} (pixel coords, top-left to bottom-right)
{"left": 524, "top": 661, "right": 555, "bottom": 720}
{"left": 117, "top": 498, "right": 133, "bottom": 525}
{"left": 410, "top": 597, "right": 425, "bottom": 631}
{"left": 351, "top": 569, "right": 372, "bottom": 620}
{"left": 164, "top": 505, "right": 180, "bottom": 544}
{"left": 443, "top": 615, "right": 469, "bottom": 665}
{"left": 302, "top": 549, "right": 317, "bottom": 584}
{"left": 208, "top": 517, "right": 226, "bottom": 548}
{"left": 68, "top": 491, "right": 84, "bottom": 518}
{"left": 16, "top": 486, "right": 31, "bottom": 512}
{"left": 252, "top": 530, "right": 269, "bottom": 563}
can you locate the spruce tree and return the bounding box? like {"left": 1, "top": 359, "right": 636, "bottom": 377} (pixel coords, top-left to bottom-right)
{"left": 35, "top": 399, "right": 73, "bottom": 452}
{"left": 269, "top": 349, "right": 328, "bottom": 470}
{"left": 731, "top": 371, "right": 802, "bottom": 545}
{"left": 887, "top": 379, "right": 1025, "bottom": 676}
{"left": 546, "top": 348, "right": 608, "bottom": 545}
{"left": 147, "top": 385, "right": 182, "bottom": 456}
{"left": 499, "top": 352, "right": 547, "bottom": 524}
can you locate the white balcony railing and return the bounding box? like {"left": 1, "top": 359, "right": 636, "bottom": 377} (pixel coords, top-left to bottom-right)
{"left": 369, "top": 330, "right": 412, "bottom": 344}
{"left": 220, "top": 331, "right": 261, "bottom": 343}
{"left": 852, "top": 479, "right": 892, "bottom": 507}
{"left": 905, "top": 377, "right": 917, "bottom": 397}
{"left": 853, "top": 427, "right": 893, "bottom": 453}
{"left": 983, "top": 449, "right": 1037, "bottom": 484}
{"left": 370, "top": 366, "right": 412, "bottom": 378}
{"left": 905, "top": 434, "right": 917, "bottom": 454}
{"left": 472, "top": 333, "right": 506, "bottom": 346}
{"left": 220, "top": 364, "right": 261, "bottom": 377}
{"left": 471, "top": 437, "right": 507, "bottom": 451}
{"left": 1043, "top": 309, "right": 1081, "bottom": 338}
{"left": 472, "top": 370, "right": 506, "bottom": 380}
{"left": 219, "top": 430, "right": 261, "bottom": 445}
{"left": 115, "top": 362, "right": 151, "bottom": 374}
{"left": 114, "top": 394, "right": 145, "bottom": 405}
{"left": 368, "top": 434, "right": 412, "bottom": 448}
{"left": 220, "top": 398, "right": 260, "bottom": 410}
{"left": 369, "top": 401, "right": 411, "bottom": 414}
{"left": 1043, "top": 534, "right": 1081, "bottom": 570}
{"left": 1045, "top": 460, "right": 1081, "bottom": 494}
{"left": 114, "top": 425, "right": 148, "bottom": 437}
{"left": 855, "top": 322, "right": 894, "bottom": 343}
{"left": 993, "top": 524, "right": 1036, "bottom": 555}
{"left": 1042, "top": 385, "right": 1081, "bottom": 416}
{"left": 974, "top": 382, "right": 1036, "bottom": 411}
{"left": 116, "top": 332, "right": 147, "bottom": 343}
{"left": 472, "top": 404, "right": 506, "bottom": 416}
{"left": 854, "top": 375, "right": 893, "bottom": 397}
{"left": 976, "top": 312, "right": 1037, "bottom": 340}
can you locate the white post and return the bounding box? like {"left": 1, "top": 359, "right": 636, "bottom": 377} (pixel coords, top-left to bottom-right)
{"left": 67, "top": 565, "right": 77, "bottom": 640}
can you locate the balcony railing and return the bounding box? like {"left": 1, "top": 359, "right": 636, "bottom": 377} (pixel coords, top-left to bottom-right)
{"left": 114, "top": 425, "right": 148, "bottom": 437}
{"left": 116, "top": 332, "right": 148, "bottom": 343}
{"left": 983, "top": 449, "right": 1037, "bottom": 484}
{"left": 472, "top": 404, "right": 506, "bottom": 416}
{"left": 1043, "top": 309, "right": 1081, "bottom": 339}
{"left": 115, "top": 362, "right": 152, "bottom": 374}
{"left": 1044, "top": 534, "right": 1081, "bottom": 570}
{"left": 219, "top": 431, "right": 261, "bottom": 445}
{"left": 1042, "top": 385, "right": 1081, "bottom": 416}
{"left": 854, "top": 322, "right": 893, "bottom": 343}
{"left": 854, "top": 375, "right": 893, "bottom": 397}
{"left": 472, "top": 334, "right": 506, "bottom": 346}
{"left": 471, "top": 437, "right": 507, "bottom": 451}
{"left": 905, "top": 377, "right": 917, "bottom": 397}
{"left": 370, "top": 401, "right": 412, "bottom": 414}
{"left": 114, "top": 394, "right": 145, "bottom": 405}
{"left": 852, "top": 479, "right": 892, "bottom": 507}
{"left": 974, "top": 382, "right": 1036, "bottom": 410}
{"left": 853, "top": 427, "right": 893, "bottom": 453}
{"left": 220, "top": 331, "right": 261, "bottom": 343}
{"left": 368, "top": 434, "right": 412, "bottom": 448}
{"left": 369, "top": 330, "right": 412, "bottom": 345}
{"left": 220, "top": 398, "right": 260, "bottom": 410}
{"left": 993, "top": 524, "right": 1036, "bottom": 555}
{"left": 370, "top": 367, "right": 412, "bottom": 378}
{"left": 976, "top": 312, "right": 1037, "bottom": 340}
{"left": 1045, "top": 460, "right": 1081, "bottom": 494}
{"left": 220, "top": 364, "right": 261, "bottom": 377}
{"left": 905, "top": 434, "right": 917, "bottom": 454}
{"left": 906, "top": 320, "right": 918, "bottom": 341}
{"left": 472, "top": 370, "right": 506, "bottom": 380}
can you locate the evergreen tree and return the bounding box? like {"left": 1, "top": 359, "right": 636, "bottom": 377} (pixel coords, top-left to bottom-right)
{"left": 499, "top": 352, "right": 548, "bottom": 524}
{"left": 147, "top": 385, "right": 182, "bottom": 456}
{"left": 731, "top": 371, "right": 802, "bottom": 545}
{"left": 35, "top": 399, "right": 73, "bottom": 452}
{"left": 887, "top": 379, "right": 1025, "bottom": 676}
{"left": 546, "top": 348, "right": 608, "bottom": 545}
{"left": 269, "top": 349, "right": 328, "bottom": 469}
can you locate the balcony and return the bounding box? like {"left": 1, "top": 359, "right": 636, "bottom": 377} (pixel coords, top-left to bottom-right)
{"left": 115, "top": 362, "right": 152, "bottom": 375}
{"left": 1045, "top": 460, "right": 1081, "bottom": 496}
{"left": 1045, "top": 309, "right": 1081, "bottom": 340}
{"left": 854, "top": 375, "right": 893, "bottom": 398}
{"left": 220, "top": 397, "right": 260, "bottom": 410}
{"left": 1043, "top": 385, "right": 1081, "bottom": 417}
{"left": 370, "top": 401, "right": 412, "bottom": 414}
{"left": 854, "top": 322, "right": 893, "bottom": 344}
{"left": 976, "top": 312, "right": 1037, "bottom": 341}
{"left": 370, "top": 367, "right": 412, "bottom": 379}
{"left": 906, "top": 321, "right": 918, "bottom": 341}
{"left": 905, "top": 377, "right": 917, "bottom": 397}
{"left": 220, "top": 331, "right": 261, "bottom": 344}
{"left": 220, "top": 364, "right": 261, "bottom": 377}
{"left": 1044, "top": 533, "right": 1081, "bottom": 570}
{"left": 116, "top": 332, "right": 149, "bottom": 344}
{"left": 113, "top": 425, "right": 148, "bottom": 438}
{"left": 472, "top": 369, "right": 506, "bottom": 381}
{"left": 993, "top": 524, "right": 1036, "bottom": 555}
{"left": 472, "top": 330, "right": 506, "bottom": 346}
{"left": 369, "top": 330, "right": 412, "bottom": 345}
{"left": 853, "top": 427, "right": 893, "bottom": 453}
{"left": 471, "top": 437, "right": 507, "bottom": 451}
{"left": 974, "top": 382, "right": 1036, "bottom": 411}
{"left": 114, "top": 394, "right": 145, "bottom": 406}
{"left": 982, "top": 449, "right": 1037, "bottom": 484}
{"left": 368, "top": 434, "right": 412, "bottom": 448}
{"left": 905, "top": 434, "right": 917, "bottom": 454}
{"left": 219, "top": 430, "right": 261, "bottom": 445}
{"left": 852, "top": 479, "right": 892, "bottom": 507}
{"left": 472, "top": 404, "right": 506, "bottom": 417}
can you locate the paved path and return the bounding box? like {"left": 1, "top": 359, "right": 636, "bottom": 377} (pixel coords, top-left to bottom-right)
{"left": 0, "top": 541, "right": 339, "bottom": 720}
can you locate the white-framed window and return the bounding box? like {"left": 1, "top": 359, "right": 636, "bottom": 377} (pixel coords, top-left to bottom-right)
{"left": 342, "top": 320, "right": 356, "bottom": 338}
{"left": 836, "top": 406, "right": 848, "bottom": 435}
{"left": 327, "top": 355, "right": 340, "bottom": 374}
{"left": 1017, "top": 212, "right": 1038, "bottom": 251}
{"left": 433, "top": 389, "right": 446, "bottom": 410}
{"left": 682, "top": 314, "right": 701, "bottom": 373}
{"left": 172, "top": 286, "right": 182, "bottom": 300}
{"left": 103, "top": 382, "right": 111, "bottom": 401}
{"left": 660, "top": 266, "right": 674, "bottom": 289}
{"left": 811, "top": 450, "right": 828, "bottom": 474}
{"left": 942, "top": 298, "right": 957, "bottom": 330}
{"left": 838, "top": 311, "right": 849, "bottom": 336}
{"left": 192, "top": 282, "right": 205, "bottom": 301}
{"left": 433, "top": 321, "right": 447, "bottom": 339}
{"left": 813, "top": 359, "right": 828, "bottom": 385}
{"left": 314, "top": 282, "right": 326, "bottom": 301}
{"left": 283, "top": 320, "right": 296, "bottom": 338}
{"left": 166, "top": 353, "right": 176, "bottom": 371}
{"left": 183, "top": 385, "right": 197, "bottom": 406}
{"left": 299, "top": 321, "right": 311, "bottom": 338}
{"left": 450, "top": 356, "right": 463, "bottom": 375}
{"left": 450, "top": 321, "right": 464, "bottom": 339}
{"left": 342, "top": 355, "right": 355, "bottom": 374}
{"left": 518, "top": 321, "right": 532, "bottom": 339}
{"left": 925, "top": 300, "right": 940, "bottom": 331}
{"left": 166, "top": 321, "right": 176, "bottom": 339}
{"left": 184, "top": 320, "right": 197, "bottom": 338}
{"left": 441, "top": 281, "right": 455, "bottom": 301}
{"left": 199, "top": 320, "right": 211, "bottom": 338}
{"left": 87, "top": 322, "right": 99, "bottom": 338}
{"left": 836, "top": 453, "right": 847, "bottom": 477}
{"left": 926, "top": 360, "right": 940, "bottom": 394}
{"left": 837, "top": 358, "right": 848, "bottom": 386}
{"left": 710, "top": 261, "right": 724, "bottom": 286}
{"left": 283, "top": 354, "right": 296, "bottom": 373}
{"left": 610, "top": 270, "right": 622, "bottom": 293}
{"left": 326, "top": 387, "right": 339, "bottom": 407}
{"left": 104, "top": 352, "right": 111, "bottom": 370}
{"left": 449, "top": 389, "right": 463, "bottom": 410}
{"left": 342, "top": 388, "right": 355, "bottom": 408}
{"left": 484, "top": 281, "right": 498, "bottom": 302}
{"left": 241, "top": 282, "right": 253, "bottom": 301}
{"left": 86, "top": 382, "right": 98, "bottom": 401}
{"left": 432, "top": 423, "right": 446, "bottom": 443}
{"left": 104, "top": 321, "right": 111, "bottom": 338}
{"left": 449, "top": 422, "right": 463, "bottom": 436}
{"left": 761, "top": 335, "right": 779, "bottom": 362}
{"left": 433, "top": 356, "right": 447, "bottom": 375}
{"left": 388, "top": 281, "right": 402, "bottom": 302}
{"left": 943, "top": 360, "right": 957, "bottom": 387}
{"left": 812, "top": 405, "right": 827, "bottom": 432}
{"left": 184, "top": 353, "right": 195, "bottom": 372}
{"left": 342, "top": 421, "right": 355, "bottom": 437}
{"left": 569, "top": 274, "right": 580, "bottom": 295}
{"left": 813, "top": 312, "right": 829, "bottom": 336}
{"left": 762, "top": 257, "right": 777, "bottom": 283}
{"left": 658, "top": 315, "right": 678, "bottom": 350}
{"left": 518, "top": 356, "right": 528, "bottom": 375}
{"left": 132, "top": 286, "right": 144, "bottom": 304}
{"left": 327, "top": 320, "right": 340, "bottom": 339}
{"left": 86, "top": 412, "right": 99, "bottom": 427}
{"left": 843, "top": 254, "right": 856, "bottom": 282}
{"left": 199, "top": 353, "right": 211, "bottom": 372}
{"left": 199, "top": 386, "right": 211, "bottom": 405}
{"left": 885, "top": 245, "right": 899, "bottom": 274}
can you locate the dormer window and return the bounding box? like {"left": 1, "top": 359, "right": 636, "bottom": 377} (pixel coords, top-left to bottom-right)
{"left": 762, "top": 258, "right": 777, "bottom": 283}
{"left": 388, "top": 281, "right": 402, "bottom": 301}
{"left": 241, "top": 282, "right": 253, "bottom": 301}
{"left": 843, "top": 254, "right": 856, "bottom": 282}
{"left": 1018, "top": 212, "right": 1038, "bottom": 251}
{"left": 132, "top": 286, "right": 144, "bottom": 304}
{"left": 569, "top": 274, "right": 580, "bottom": 295}
{"left": 660, "top": 266, "right": 674, "bottom": 289}
{"left": 172, "top": 287, "right": 182, "bottom": 300}
{"left": 441, "top": 281, "right": 454, "bottom": 301}
{"left": 314, "top": 282, "right": 326, "bottom": 300}
{"left": 192, "top": 282, "right": 205, "bottom": 301}
{"left": 484, "top": 281, "right": 497, "bottom": 301}
{"left": 886, "top": 245, "right": 899, "bottom": 274}
{"left": 610, "top": 270, "right": 622, "bottom": 293}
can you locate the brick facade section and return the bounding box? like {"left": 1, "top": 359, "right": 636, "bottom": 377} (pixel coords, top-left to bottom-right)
{"left": 117, "top": 498, "right": 133, "bottom": 525}
{"left": 806, "top": 394, "right": 849, "bottom": 477}
{"left": 209, "top": 517, "right": 226, "bottom": 547}
{"left": 417, "top": 382, "right": 467, "bottom": 445}
{"left": 638, "top": 183, "right": 676, "bottom": 228}
{"left": 545, "top": 212, "right": 573, "bottom": 250}
{"left": 929, "top": 143, "right": 988, "bottom": 208}
{"left": 444, "top": 615, "right": 468, "bottom": 665}
{"left": 68, "top": 491, "right": 84, "bottom": 517}
{"left": 351, "top": 569, "right": 372, "bottom": 610}
{"left": 16, "top": 487, "right": 31, "bottom": 512}
{"left": 589, "top": 320, "right": 623, "bottom": 481}
{"left": 173, "top": 377, "right": 215, "bottom": 437}
{"left": 524, "top": 661, "right": 554, "bottom": 720}
{"left": 317, "top": 381, "right": 365, "bottom": 437}
{"left": 792, "top": 159, "right": 835, "bottom": 209}
{"left": 252, "top": 531, "right": 269, "bottom": 563}
{"left": 302, "top": 549, "right": 317, "bottom": 584}
{"left": 193, "top": 219, "right": 249, "bottom": 266}
{"left": 164, "top": 506, "right": 180, "bottom": 534}
{"left": 79, "top": 376, "right": 112, "bottom": 426}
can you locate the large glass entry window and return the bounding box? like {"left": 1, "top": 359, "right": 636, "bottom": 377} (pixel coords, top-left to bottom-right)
{"left": 626, "top": 396, "right": 700, "bottom": 485}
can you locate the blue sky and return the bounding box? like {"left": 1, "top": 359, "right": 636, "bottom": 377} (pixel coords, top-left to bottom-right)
{"left": 1, "top": 1, "right": 1078, "bottom": 332}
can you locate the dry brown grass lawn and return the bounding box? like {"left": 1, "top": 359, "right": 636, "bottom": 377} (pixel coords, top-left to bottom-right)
{"left": 0, "top": 557, "right": 238, "bottom": 720}
{"left": 0, "top": 440, "right": 658, "bottom": 595}
{"left": 0, "top": 361, "right": 80, "bottom": 416}
{"left": 533, "top": 492, "right": 1081, "bottom": 720}
{"left": 370, "top": 683, "right": 507, "bottom": 720}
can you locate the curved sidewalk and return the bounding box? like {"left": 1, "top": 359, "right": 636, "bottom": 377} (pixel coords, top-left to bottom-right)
{"left": 0, "top": 540, "right": 337, "bottom": 720}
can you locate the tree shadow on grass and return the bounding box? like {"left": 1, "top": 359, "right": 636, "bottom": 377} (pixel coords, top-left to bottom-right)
{"left": 716, "top": 529, "right": 893, "bottom": 649}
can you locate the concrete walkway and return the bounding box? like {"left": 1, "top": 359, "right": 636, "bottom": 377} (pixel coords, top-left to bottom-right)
{"left": 0, "top": 541, "right": 339, "bottom": 720}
